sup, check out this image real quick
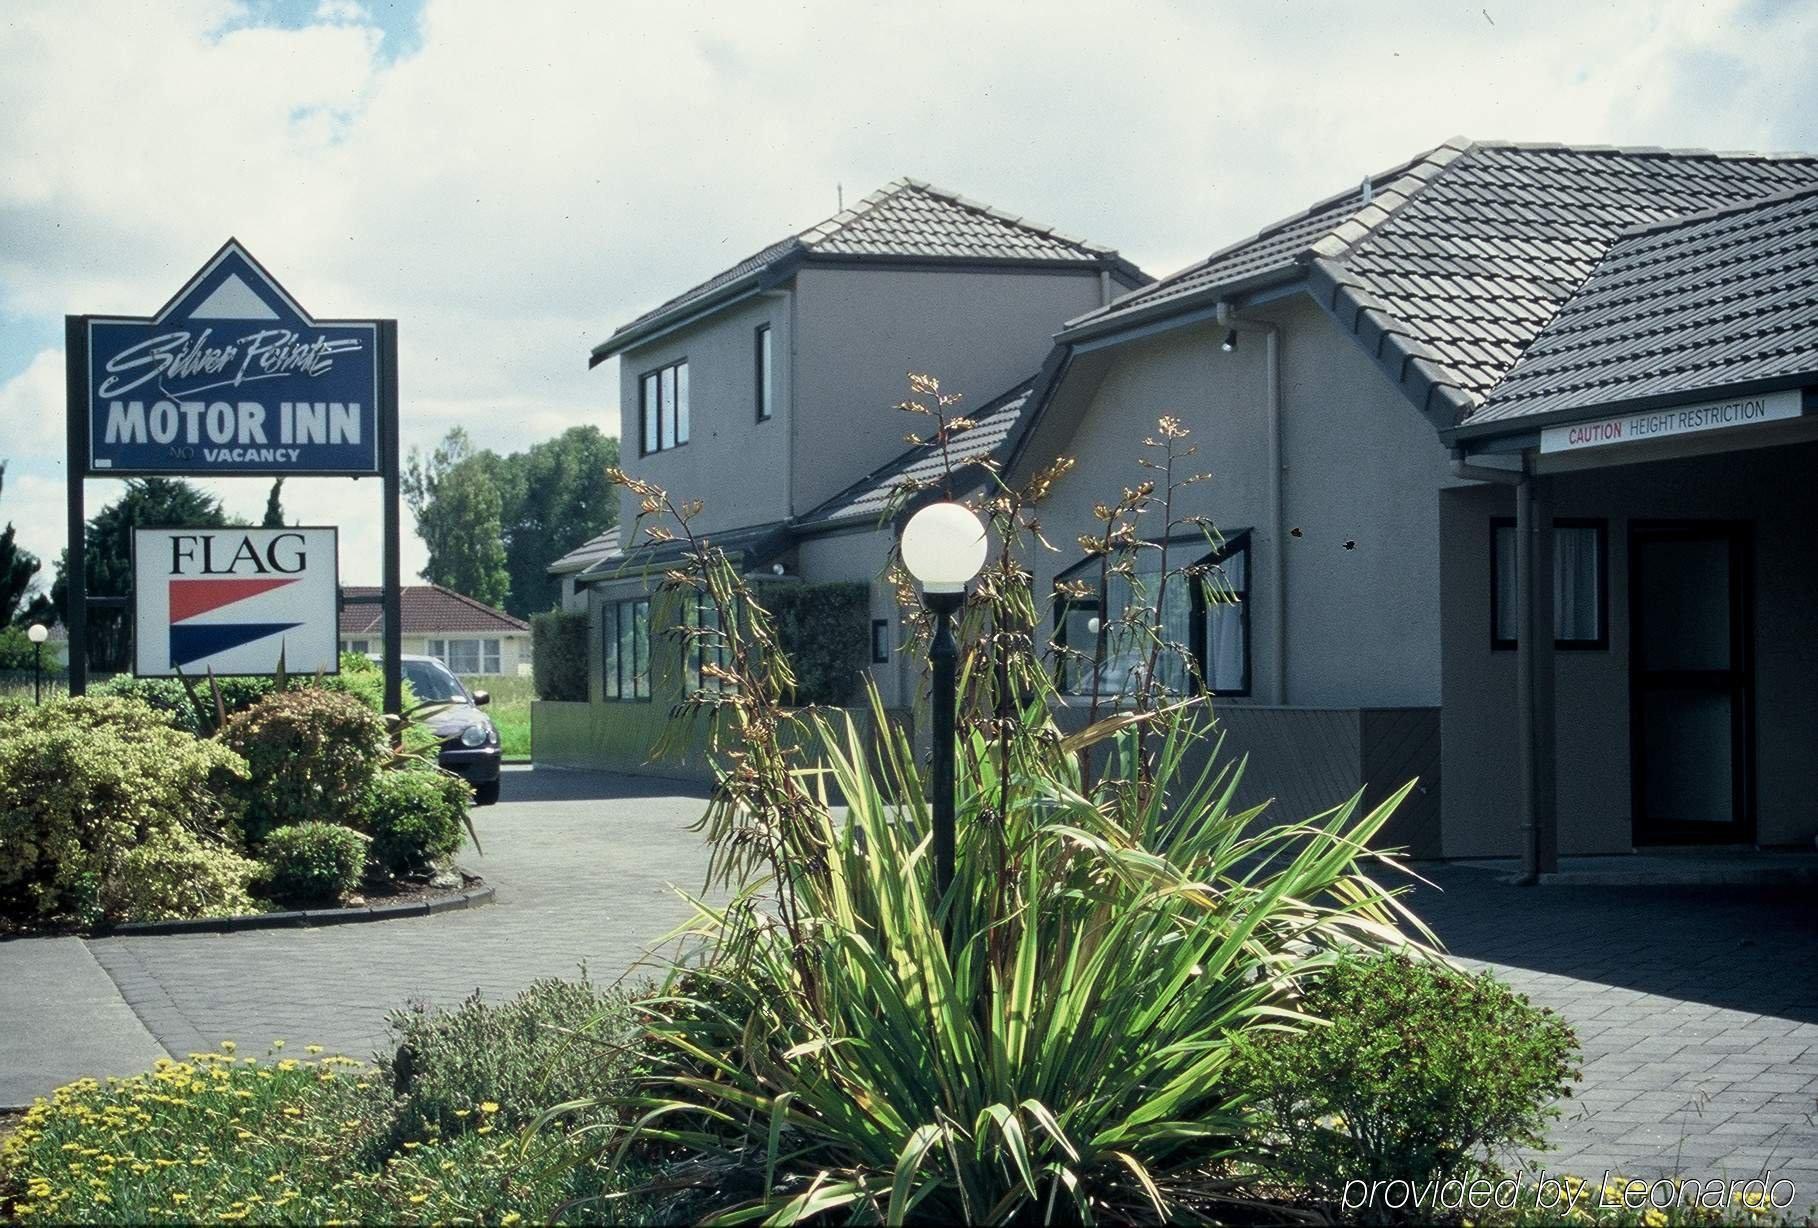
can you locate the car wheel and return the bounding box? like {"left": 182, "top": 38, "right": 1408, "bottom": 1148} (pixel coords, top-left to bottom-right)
{"left": 474, "top": 779, "right": 501, "bottom": 807}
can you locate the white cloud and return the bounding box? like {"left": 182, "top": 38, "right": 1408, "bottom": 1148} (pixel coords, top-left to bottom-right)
{"left": 3, "top": 0, "right": 1817, "bottom": 586}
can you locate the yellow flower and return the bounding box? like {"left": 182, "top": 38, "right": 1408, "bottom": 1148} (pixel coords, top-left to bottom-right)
{"left": 172, "top": 1193, "right": 189, "bottom": 1203}
{"left": 409, "top": 1193, "right": 428, "bottom": 1205}
{"left": 479, "top": 1101, "right": 500, "bottom": 1114}
{"left": 502, "top": 1214, "right": 522, "bottom": 1226}
{"left": 271, "top": 1040, "right": 284, "bottom": 1050}
{"left": 477, "top": 1124, "right": 494, "bottom": 1135}
{"left": 220, "top": 1041, "right": 236, "bottom": 1053}
{"left": 306, "top": 1045, "right": 323, "bottom": 1055}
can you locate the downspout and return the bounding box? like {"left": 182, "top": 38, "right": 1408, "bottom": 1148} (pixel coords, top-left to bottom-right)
{"left": 1217, "top": 302, "right": 1286, "bottom": 704}
{"left": 1450, "top": 449, "right": 1555, "bottom": 884}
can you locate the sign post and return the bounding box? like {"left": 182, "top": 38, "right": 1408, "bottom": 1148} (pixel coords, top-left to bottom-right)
{"left": 65, "top": 240, "right": 402, "bottom": 711}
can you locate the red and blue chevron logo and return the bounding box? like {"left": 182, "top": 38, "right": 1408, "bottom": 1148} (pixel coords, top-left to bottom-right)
{"left": 168, "top": 578, "right": 302, "bottom": 668}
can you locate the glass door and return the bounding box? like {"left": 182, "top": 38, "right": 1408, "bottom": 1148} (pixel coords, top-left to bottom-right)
{"left": 1629, "top": 523, "right": 1753, "bottom": 844}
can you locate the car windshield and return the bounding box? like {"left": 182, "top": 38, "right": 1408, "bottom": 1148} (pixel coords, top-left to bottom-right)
{"left": 401, "top": 659, "right": 468, "bottom": 703}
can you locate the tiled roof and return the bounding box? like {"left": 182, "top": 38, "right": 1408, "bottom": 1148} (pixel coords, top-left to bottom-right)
{"left": 576, "top": 520, "right": 793, "bottom": 581}
{"left": 797, "top": 376, "right": 1038, "bottom": 529}
{"left": 1060, "top": 139, "right": 1818, "bottom": 426}
{"left": 339, "top": 585, "right": 528, "bottom": 636}
{"left": 547, "top": 526, "right": 620, "bottom": 576}
{"left": 593, "top": 179, "right": 1147, "bottom": 361}
{"left": 1469, "top": 185, "right": 1818, "bottom": 423}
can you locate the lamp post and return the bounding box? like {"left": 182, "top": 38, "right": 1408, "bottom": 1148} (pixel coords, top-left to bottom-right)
{"left": 27, "top": 623, "right": 49, "bottom": 706}
{"left": 900, "top": 501, "right": 988, "bottom": 898}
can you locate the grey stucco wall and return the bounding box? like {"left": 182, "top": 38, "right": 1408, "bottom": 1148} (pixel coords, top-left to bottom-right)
{"left": 790, "top": 265, "right": 1106, "bottom": 513}
{"left": 1028, "top": 294, "right": 1453, "bottom": 711}
{"left": 1440, "top": 439, "right": 1818, "bottom": 857}
{"left": 615, "top": 293, "right": 793, "bottom": 537}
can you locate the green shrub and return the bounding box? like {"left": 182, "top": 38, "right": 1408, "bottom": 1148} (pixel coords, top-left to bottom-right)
{"left": 358, "top": 769, "right": 469, "bottom": 876}
{"left": 93, "top": 654, "right": 388, "bottom": 735}
{"left": 218, "top": 688, "right": 388, "bottom": 844}
{"left": 1230, "top": 951, "right": 1581, "bottom": 1210}
{"left": 260, "top": 822, "right": 369, "bottom": 905}
{"left": 378, "top": 973, "right": 644, "bottom": 1147}
{"left": 752, "top": 580, "right": 870, "bottom": 705}
{"left": 0, "top": 697, "right": 254, "bottom": 926}
{"left": 531, "top": 609, "right": 590, "bottom": 701}
{"left": 0, "top": 624, "right": 41, "bottom": 670}
{"left": 0, "top": 1047, "right": 641, "bottom": 1225}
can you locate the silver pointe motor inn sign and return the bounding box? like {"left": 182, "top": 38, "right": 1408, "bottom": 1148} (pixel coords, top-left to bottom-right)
{"left": 82, "top": 240, "right": 381, "bottom": 475}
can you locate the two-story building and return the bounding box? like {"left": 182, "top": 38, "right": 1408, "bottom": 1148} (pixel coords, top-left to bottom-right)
{"left": 535, "top": 179, "right": 1147, "bottom": 771}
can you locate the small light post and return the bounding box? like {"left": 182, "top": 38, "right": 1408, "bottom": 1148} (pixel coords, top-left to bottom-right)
{"left": 27, "top": 623, "right": 49, "bottom": 706}
{"left": 900, "top": 501, "right": 988, "bottom": 898}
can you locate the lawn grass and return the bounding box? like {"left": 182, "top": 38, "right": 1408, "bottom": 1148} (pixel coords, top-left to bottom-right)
{"left": 462, "top": 672, "right": 531, "bottom": 759}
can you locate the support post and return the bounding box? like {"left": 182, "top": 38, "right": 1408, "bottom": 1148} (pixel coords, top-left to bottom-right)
{"left": 379, "top": 319, "right": 403, "bottom": 718}
{"left": 1515, "top": 466, "right": 1558, "bottom": 882}
{"left": 64, "top": 316, "right": 88, "bottom": 696}
{"left": 927, "top": 589, "right": 962, "bottom": 900}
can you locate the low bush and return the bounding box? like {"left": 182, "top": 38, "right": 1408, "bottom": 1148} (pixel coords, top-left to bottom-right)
{"left": 0, "top": 697, "right": 254, "bottom": 927}
{"left": 1230, "top": 951, "right": 1582, "bottom": 1213}
{"left": 260, "top": 822, "right": 369, "bottom": 905}
{"left": 93, "top": 652, "right": 390, "bottom": 736}
{"left": 532, "top": 609, "right": 590, "bottom": 701}
{"left": 378, "top": 973, "right": 644, "bottom": 1147}
{"left": 358, "top": 769, "right": 469, "bottom": 876}
{"left": 218, "top": 688, "right": 389, "bottom": 844}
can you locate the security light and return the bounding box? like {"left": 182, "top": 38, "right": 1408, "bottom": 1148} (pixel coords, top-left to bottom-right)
{"left": 1221, "top": 329, "right": 1239, "bottom": 353}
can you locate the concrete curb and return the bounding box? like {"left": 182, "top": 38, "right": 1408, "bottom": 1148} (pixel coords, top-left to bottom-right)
{"left": 102, "top": 886, "right": 495, "bottom": 937}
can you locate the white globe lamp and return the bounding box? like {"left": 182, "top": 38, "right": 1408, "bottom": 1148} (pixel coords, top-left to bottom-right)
{"left": 900, "top": 501, "right": 987, "bottom": 593}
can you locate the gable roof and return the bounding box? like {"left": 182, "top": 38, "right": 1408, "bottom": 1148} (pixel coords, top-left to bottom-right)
{"left": 1464, "top": 183, "right": 1818, "bottom": 426}
{"left": 548, "top": 526, "right": 620, "bottom": 576}
{"left": 797, "top": 375, "right": 1039, "bottom": 530}
{"left": 591, "top": 179, "right": 1149, "bottom": 364}
{"left": 1056, "top": 138, "right": 1818, "bottom": 427}
{"left": 339, "top": 585, "right": 529, "bottom": 637}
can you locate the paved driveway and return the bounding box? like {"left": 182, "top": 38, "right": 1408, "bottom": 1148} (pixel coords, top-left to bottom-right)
{"left": 2, "top": 772, "right": 1814, "bottom": 1194}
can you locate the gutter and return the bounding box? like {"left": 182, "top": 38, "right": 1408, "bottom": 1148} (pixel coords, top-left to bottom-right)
{"left": 1217, "top": 302, "right": 1287, "bottom": 704}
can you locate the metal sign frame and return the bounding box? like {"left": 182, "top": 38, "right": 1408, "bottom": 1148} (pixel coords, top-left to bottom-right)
{"left": 64, "top": 240, "right": 404, "bottom": 713}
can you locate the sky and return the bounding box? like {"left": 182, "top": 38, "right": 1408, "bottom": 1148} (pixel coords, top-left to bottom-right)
{"left": 4, "top": 0, "right": 1818, "bottom": 588}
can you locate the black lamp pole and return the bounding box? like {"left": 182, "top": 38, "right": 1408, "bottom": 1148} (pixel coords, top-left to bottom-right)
{"left": 33, "top": 640, "right": 43, "bottom": 706}
{"left": 927, "top": 589, "right": 963, "bottom": 898}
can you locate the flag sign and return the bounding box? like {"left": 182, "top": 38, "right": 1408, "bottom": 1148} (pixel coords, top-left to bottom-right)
{"left": 86, "top": 240, "right": 380, "bottom": 475}
{"left": 133, "top": 528, "right": 339, "bottom": 677}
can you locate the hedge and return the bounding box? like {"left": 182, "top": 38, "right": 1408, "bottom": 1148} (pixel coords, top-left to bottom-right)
{"left": 531, "top": 609, "right": 589, "bottom": 701}
{"left": 756, "top": 580, "right": 871, "bottom": 707}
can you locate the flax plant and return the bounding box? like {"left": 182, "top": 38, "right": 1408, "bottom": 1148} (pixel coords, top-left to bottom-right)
{"left": 587, "top": 380, "right": 1429, "bottom": 1225}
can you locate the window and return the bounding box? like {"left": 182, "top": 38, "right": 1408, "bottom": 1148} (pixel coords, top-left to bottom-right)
{"left": 871, "top": 618, "right": 890, "bottom": 664}
{"left": 638, "top": 359, "right": 689, "bottom": 455}
{"left": 686, "top": 594, "right": 732, "bottom": 693}
{"left": 1491, "top": 519, "right": 1607, "bottom": 649}
{"left": 601, "top": 598, "right": 651, "bottom": 699}
{"left": 427, "top": 638, "right": 501, "bottom": 674}
{"left": 340, "top": 639, "right": 369, "bottom": 656}
{"left": 1054, "top": 534, "right": 1250, "bottom": 699}
{"left": 755, "top": 324, "right": 774, "bottom": 421}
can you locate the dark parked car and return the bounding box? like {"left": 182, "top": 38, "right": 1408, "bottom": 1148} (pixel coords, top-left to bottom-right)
{"left": 372, "top": 654, "right": 501, "bottom": 805}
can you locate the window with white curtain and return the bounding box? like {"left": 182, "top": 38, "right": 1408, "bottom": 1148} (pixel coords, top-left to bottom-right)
{"left": 427, "top": 638, "right": 502, "bottom": 674}
{"left": 1491, "top": 519, "right": 1606, "bottom": 649}
{"left": 1054, "top": 534, "right": 1250, "bottom": 698}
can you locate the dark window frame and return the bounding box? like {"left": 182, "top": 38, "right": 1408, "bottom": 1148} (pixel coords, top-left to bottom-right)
{"left": 601, "top": 597, "right": 652, "bottom": 701}
{"left": 1489, "top": 517, "right": 1610, "bottom": 651}
{"left": 755, "top": 324, "right": 774, "bottom": 422}
{"left": 871, "top": 618, "right": 890, "bottom": 664}
{"left": 687, "top": 592, "right": 733, "bottom": 694}
{"left": 1052, "top": 530, "right": 1252, "bottom": 699}
{"left": 638, "top": 358, "right": 690, "bottom": 456}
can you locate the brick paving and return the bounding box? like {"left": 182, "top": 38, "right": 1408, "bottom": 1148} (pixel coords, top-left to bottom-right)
{"left": 2, "top": 772, "right": 1814, "bottom": 1198}
{"left": 1406, "top": 863, "right": 1818, "bottom": 1192}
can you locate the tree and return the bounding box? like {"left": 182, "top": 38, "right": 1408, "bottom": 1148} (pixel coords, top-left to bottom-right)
{"left": 402, "top": 429, "right": 510, "bottom": 608}
{"left": 0, "top": 462, "right": 45, "bottom": 626}
{"left": 494, "top": 426, "right": 619, "bottom": 617}
{"left": 404, "top": 426, "right": 619, "bottom": 617}
{"left": 51, "top": 478, "right": 228, "bottom": 672}
{"left": 261, "top": 477, "right": 286, "bottom": 527}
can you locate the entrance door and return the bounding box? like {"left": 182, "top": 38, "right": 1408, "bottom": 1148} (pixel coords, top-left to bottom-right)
{"left": 1630, "top": 523, "right": 1753, "bottom": 844}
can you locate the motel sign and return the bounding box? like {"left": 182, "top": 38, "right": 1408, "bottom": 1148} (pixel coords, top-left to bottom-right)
{"left": 84, "top": 240, "right": 381, "bottom": 475}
